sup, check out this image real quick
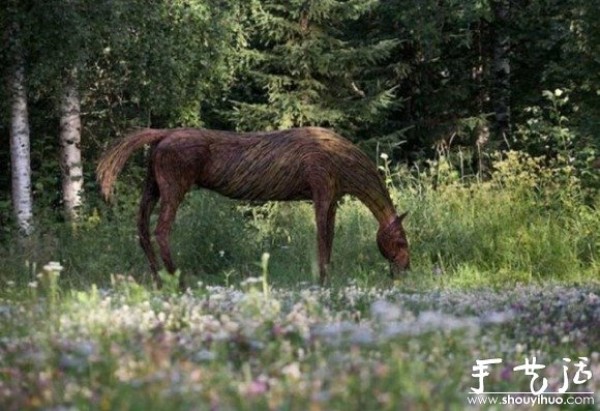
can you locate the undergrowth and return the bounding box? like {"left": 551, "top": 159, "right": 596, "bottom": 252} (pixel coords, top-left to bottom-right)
{"left": 0, "top": 149, "right": 599, "bottom": 289}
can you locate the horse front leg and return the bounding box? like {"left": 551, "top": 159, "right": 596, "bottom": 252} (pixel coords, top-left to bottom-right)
{"left": 325, "top": 204, "right": 337, "bottom": 267}
{"left": 314, "top": 199, "right": 337, "bottom": 286}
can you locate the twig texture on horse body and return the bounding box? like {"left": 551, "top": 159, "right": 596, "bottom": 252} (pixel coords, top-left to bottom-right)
{"left": 97, "top": 127, "right": 410, "bottom": 285}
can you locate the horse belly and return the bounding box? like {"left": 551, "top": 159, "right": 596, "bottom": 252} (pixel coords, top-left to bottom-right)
{"left": 201, "top": 160, "right": 311, "bottom": 201}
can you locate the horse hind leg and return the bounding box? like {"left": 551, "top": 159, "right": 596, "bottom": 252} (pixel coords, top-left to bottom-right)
{"left": 154, "top": 181, "right": 190, "bottom": 288}
{"left": 137, "top": 172, "right": 160, "bottom": 284}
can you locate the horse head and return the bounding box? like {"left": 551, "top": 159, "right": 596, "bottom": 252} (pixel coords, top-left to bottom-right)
{"left": 376, "top": 212, "right": 410, "bottom": 277}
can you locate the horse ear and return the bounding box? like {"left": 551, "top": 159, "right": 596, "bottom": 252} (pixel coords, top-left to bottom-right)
{"left": 398, "top": 211, "right": 408, "bottom": 222}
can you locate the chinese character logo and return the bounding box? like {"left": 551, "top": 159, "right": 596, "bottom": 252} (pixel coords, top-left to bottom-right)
{"left": 471, "top": 356, "right": 593, "bottom": 395}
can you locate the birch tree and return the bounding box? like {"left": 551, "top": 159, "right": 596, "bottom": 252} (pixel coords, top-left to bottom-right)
{"left": 59, "top": 68, "right": 83, "bottom": 220}
{"left": 29, "top": 0, "right": 89, "bottom": 220}
{"left": 6, "top": 16, "right": 33, "bottom": 235}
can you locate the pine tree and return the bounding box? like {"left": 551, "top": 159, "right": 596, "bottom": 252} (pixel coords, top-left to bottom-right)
{"left": 230, "top": 0, "right": 398, "bottom": 138}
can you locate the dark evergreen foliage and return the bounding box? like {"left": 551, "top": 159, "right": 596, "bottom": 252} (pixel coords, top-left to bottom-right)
{"left": 1, "top": 0, "right": 599, "bottom": 230}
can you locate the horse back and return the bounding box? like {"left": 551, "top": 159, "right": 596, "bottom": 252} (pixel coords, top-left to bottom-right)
{"left": 153, "top": 128, "right": 352, "bottom": 201}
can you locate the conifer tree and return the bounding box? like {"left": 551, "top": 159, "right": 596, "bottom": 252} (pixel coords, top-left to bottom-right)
{"left": 230, "top": 0, "right": 398, "bottom": 138}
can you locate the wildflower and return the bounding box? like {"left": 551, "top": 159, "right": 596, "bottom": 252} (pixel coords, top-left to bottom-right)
{"left": 43, "top": 261, "right": 64, "bottom": 273}
{"left": 350, "top": 325, "right": 375, "bottom": 345}
{"left": 241, "top": 277, "right": 263, "bottom": 287}
{"left": 281, "top": 362, "right": 302, "bottom": 380}
{"left": 499, "top": 364, "right": 514, "bottom": 383}
{"left": 480, "top": 310, "right": 514, "bottom": 325}
{"left": 261, "top": 252, "right": 270, "bottom": 264}
{"left": 380, "top": 153, "right": 389, "bottom": 160}
{"left": 242, "top": 377, "right": 269, "bottom": 396}
{"left": 370, "top": 300, "right": 402, "bottom": 322}
{"left": 194, "top": 350, "right": 216, "bottom": 362}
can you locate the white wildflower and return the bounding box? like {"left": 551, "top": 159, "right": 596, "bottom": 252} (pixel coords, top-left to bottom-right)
{"left": 43, "top": 261, "right": 64, "bottom": 273}
{"left": 194, "top": 350, "right": 216, "bottom": 362}
{"left": 480, "top": 310, "right": 515, "bottom": 325}
{"left": 350, "top": 324, "right": 375, "bottom": 345}
{"left": 241, "top": 277, "right": 262, "bottom": 287}
{"left": 281, "top": 362, "right": 302, "bottom": 380}
{"left": 371, "top": 300, "right": 402, "bottom": 322}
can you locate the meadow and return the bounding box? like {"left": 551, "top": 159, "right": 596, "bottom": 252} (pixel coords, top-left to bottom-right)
{"left": 1, "top": 152, "right": 599, "bottom": 410}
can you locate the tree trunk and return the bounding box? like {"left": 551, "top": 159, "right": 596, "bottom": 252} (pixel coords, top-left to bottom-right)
{"left": 490, "top": 0, "right": 511, "bottom": 145}
{"left": 59, "top": 68, "right": 84, "bottom": 220}
{"left": 8, "top": 25, "right": 34, "bottom": 236}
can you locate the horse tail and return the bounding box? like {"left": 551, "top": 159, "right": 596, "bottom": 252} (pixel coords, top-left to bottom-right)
{"left": 96, "top": 128, "right": 168, "bottom": 201}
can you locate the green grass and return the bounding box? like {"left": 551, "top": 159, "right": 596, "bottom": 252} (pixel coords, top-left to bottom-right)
{"left": 0, "top": 151, "right": 599, "bottom": 409}
{"left": 2, "top": 150, "right": 598, "bottom": 289}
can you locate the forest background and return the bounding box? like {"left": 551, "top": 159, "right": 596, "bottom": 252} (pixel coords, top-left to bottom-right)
{"left": 1, "top": 0, "right": 600, "bottom": 286}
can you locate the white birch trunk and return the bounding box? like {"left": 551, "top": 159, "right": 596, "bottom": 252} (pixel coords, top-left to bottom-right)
{"left": 59, "top": 68, "right": 84, "bottom": 220}
{"left": 8, "top": 37, "right": 34, "bottom": 235}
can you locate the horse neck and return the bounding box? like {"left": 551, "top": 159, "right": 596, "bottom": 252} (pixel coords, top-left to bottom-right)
{"left": 347, "top": 175, "right": 397, "bottom": 227}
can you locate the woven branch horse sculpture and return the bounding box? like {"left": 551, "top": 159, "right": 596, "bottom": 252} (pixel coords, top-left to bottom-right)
{"left": 97, "top": 127, "right": 410, "bottom": 286}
